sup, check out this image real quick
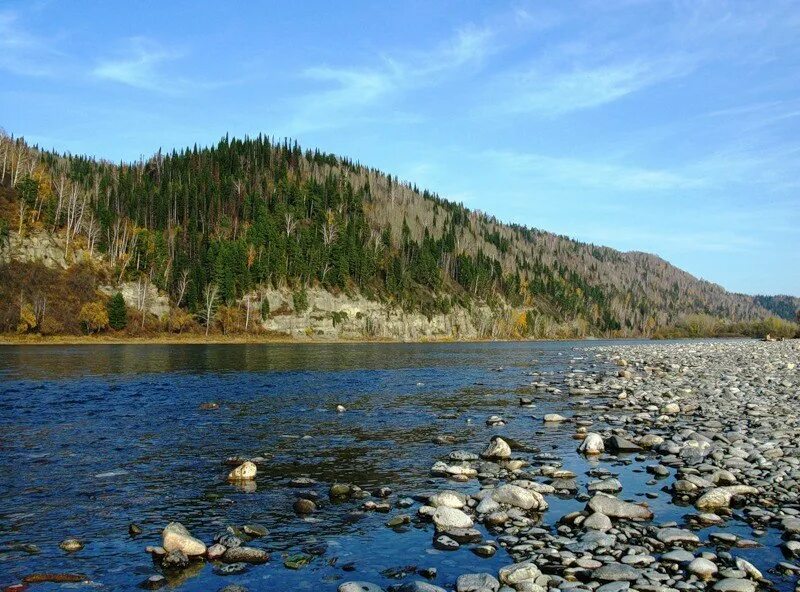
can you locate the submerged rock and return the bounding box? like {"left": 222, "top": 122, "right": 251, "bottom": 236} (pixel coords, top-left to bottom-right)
{"left": 58, "top": 538, "right": 84, "bottom": 552}
{"left": 227, "top": 461, "right": 257, "bottom": 481}
{"left": 221, "top": 546, "right": 269, "bottom": 564}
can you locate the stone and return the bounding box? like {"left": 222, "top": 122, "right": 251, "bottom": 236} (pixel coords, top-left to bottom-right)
{"left": 491, "top": 484, "right": 548, "bottom": 511}
{"left": 207, "top": 543, "right": 226, "bottom": 560}
{"left": 386, "top": 514, "right": 411, "bottom": 527}
{"left": 433, "top": 534, "right": 460, "bottom": 551}
{"left": 713, "top": 579, "right": 756, "bottom": 592}
{"left": 59, "top": 538, "right": 84, "bottom": 552}
{"left": 578, "top": 432, "right": 604, "bottom": 455}
{"left": 162, "top": 522, "right": 206, "bottom": 557}
{"left": 662, "top": 402, "right": 681, "bottom": 414}
{"left": 656, "top": 527, "right": 700, "bottom": 545}
{"left": 162, "top": 550, "right": 190, "bottom": 570}
{"left": 330, "top": 483, "right": 353, "bottom": 497}
{"left": 606, "top": 435, "right": 641, "bottom": 452}
{"left": 583, "top": 512, "right": 612, "bottom": 532}
{"left": 141, "top": 575, "right": 167, "bottom": 590}
{"left": 241, "top": 524, "right": 268, "bottom": 537}
{"left": 586, "top": 493, "right": 653, "bottom": 521}
{"left": 227, "top": 461, "right": 257, "bottom": 481}
{"left": 498, "top": 561, "right": 541, "bottom": 586}
{"left": 294, "top": 499, "right": 317, "bottom": 514}
{"left": 429, "top": 490, "right": 467, "bottom": 508}
{"left": 593, "top": 563, "right": 641, "bottom": 582}
{"left": 221, "top": 546, "right": 269, "bottom": 564}
{"left": 338, "top": 583, "right": 385, "bottom": 592}
{"left": 688, "top": 557, "right": 718, "bottom": 580}
{"left": 587, "top": 478, "right": 623, "bottom": 493}
{"left": 396, "top": 583, "right": 448, "bottom": 592}
{"left": 695, "top": 486, "right": 758, "bottom": 511}
{"left": 432, "top": 507, "right": 473, "bottom": 530}
{"left": 482, "top": 436, "right": 512, "bottom": 460}
{"left": 543, "top": 413, "right": 567, "bottom": 422}
{"left": 457, "top": 573, "right": 501, "bottom": 592}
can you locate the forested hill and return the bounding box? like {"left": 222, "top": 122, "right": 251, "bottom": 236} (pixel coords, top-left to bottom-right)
{"left": 0, "top": 132, "right": 793, "bottom": 338}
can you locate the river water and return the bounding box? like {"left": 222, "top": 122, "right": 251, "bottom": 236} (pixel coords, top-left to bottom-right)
{"left": 0, "top": 342, "right": 791, "bottom": 591}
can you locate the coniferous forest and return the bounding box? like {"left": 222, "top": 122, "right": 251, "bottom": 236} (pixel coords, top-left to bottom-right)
{"left": 0, "top": 131, "right": 798, "bottom": 339}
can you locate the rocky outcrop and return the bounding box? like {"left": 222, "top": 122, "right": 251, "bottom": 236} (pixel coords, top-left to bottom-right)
{"left": 257, "top": 287, "right": 504, "bottom": 341}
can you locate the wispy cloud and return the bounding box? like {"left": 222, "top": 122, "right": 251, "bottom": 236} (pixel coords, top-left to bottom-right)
{"left": 501, "top": 54, "right": 695, "bottom": 116}
{"left": 287, "top": 25, "right": 496, "bottom": 133}
{"left": 0, "top": 9, "right": 64, "bottom": 77}
{"left": 93, "top": 37, "right": 189, "bottom": 93}
{"left": 483, "top": 149, "right": 702, "bottom": 191}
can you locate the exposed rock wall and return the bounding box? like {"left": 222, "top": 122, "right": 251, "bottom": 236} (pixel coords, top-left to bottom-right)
{"left": 0, "top": 230, "right": 95, "bottom": 269}
{"left": 258, "top": 288, "right": 506, "bottom": 341}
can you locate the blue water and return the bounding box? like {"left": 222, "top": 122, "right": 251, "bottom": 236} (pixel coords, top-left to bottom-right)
{"left": 0, "top": 342, "right": 793, "bottom": 591}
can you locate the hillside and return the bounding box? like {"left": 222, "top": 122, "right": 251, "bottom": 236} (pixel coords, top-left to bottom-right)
{"left": 0, "top": 131, "right": 796, "bottom": 340}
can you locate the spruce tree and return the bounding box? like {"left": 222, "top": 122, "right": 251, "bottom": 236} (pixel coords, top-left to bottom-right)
{"left": 107, "top": 292, "right": 127, "bottom": 330}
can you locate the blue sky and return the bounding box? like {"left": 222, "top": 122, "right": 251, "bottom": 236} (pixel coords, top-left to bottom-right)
{"left": 2, "top": 0, "right": 799, "bottom": 296}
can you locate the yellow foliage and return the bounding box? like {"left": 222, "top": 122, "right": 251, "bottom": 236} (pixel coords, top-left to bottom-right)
{"left": 17, "top": 302, "right": 37, "bottom": 333}
{"left": 169, "top": 309, "right": 194, "bottom": 333}
{"left": 79, "top": 301, "right": 109, "bottom": 334}
{"left": 513, "top": 311, "right": 528, "bottom": 337}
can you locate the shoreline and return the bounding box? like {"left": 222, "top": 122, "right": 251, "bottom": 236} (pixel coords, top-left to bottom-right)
{"left": 0, "top": 334, "right": 764, "bottom": 347}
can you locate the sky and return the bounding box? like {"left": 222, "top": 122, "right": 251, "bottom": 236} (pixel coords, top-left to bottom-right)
{"left": 1, "top": 0, "right": 799, "bottom": 296}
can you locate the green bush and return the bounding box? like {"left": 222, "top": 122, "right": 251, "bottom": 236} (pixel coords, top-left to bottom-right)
{"left": 293, "top": 287, "right": 309, "bottom": 313}
{"left": 107, "top": 292, "right": 127, "bottom": 330}
{"left": 260, "top": 297, "right": 270, "bottom": 320}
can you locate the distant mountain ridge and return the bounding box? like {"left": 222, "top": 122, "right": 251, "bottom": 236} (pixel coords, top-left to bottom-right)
{"left": 0, "top": 131, "right": 796, "bottom": 338}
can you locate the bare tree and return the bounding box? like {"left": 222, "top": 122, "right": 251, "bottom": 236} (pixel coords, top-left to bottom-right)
{"left": 284, "top": 212, "right": 297, "bottom": 237}
{"left": 321, "top": 209, "right": 337, "bottom": 246}
{"left": 64, "top": 185, "right": 86, "bottom": 259}
{"left": 136, "top": 276, "right": 150, "bottom": 330}
{"left": 244, "top": 293, "right": 251, "bottom": 332}
{"left": 175, "top": 269, "right": 190, "bottom": 307}
{"left": 201, "top": 284, "right": 219, "bottom": 336}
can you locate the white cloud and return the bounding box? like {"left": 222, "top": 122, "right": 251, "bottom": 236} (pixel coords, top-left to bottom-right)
{"left": 498, "top": 49, "right": 697, "bottom": 116}
{"left": 92, "top": 37, "right": 187, "bottom": 93}
{"left": 483, "top": 149, "right": 702, "bottom": 191}
{"left": 287, "top": 25, "right": 496, "bottom": 133}
{"left": 0, "top": 9, "right": 64, "bottom": 77}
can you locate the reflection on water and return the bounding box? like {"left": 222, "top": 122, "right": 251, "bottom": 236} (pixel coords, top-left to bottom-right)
{"left": 0, "top": 341, "right": 791, "bottom": 591}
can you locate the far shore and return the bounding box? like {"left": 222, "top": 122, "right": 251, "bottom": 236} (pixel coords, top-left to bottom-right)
{"left": 0, "top": 333, "right": 764, "bottom": 347}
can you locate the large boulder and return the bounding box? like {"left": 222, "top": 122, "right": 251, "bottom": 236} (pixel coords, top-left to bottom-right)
{"left": 695, "top": 486, "right": 758, "bottom": 511}
{"left": 456, "top": 573, "right": 500, "bottom": 592}
{"left": 491, "top": 484, "right": 547, "bottom": 511}
{"left": 162, "top": 522, "right": 206, "bottom": 557}
{"left": 432, "top": 507, "right": 473, "bottom": 530}
{"left": 481, "top": 437, "right": 511, "bottom": 460}
{"left": 578, "top": 433, "right": 604, "bottom": 455}
{"left": 429, "top": 491, "right": 468, "bottom": 509}
{"left": 227, "top": 461, "right": 257, "bottom": 481}
{"left": 498, "top": 561, "right": 541, "bottom": 586}
{"left": 587, "top": 493, "right": 653, "bottom": 521}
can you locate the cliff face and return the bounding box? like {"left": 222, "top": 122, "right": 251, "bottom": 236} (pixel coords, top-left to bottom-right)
{"left": 259, "top": 287, "right": 501, "bottom": 341}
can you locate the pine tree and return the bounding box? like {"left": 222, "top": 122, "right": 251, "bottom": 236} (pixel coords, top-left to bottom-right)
{"left": 107, "top": 292, "right": 127, "bottom": 330}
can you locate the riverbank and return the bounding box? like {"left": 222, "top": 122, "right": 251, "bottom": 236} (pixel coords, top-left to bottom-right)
{"left": 0, "top": 332, "right": 790, "bottom": 347}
